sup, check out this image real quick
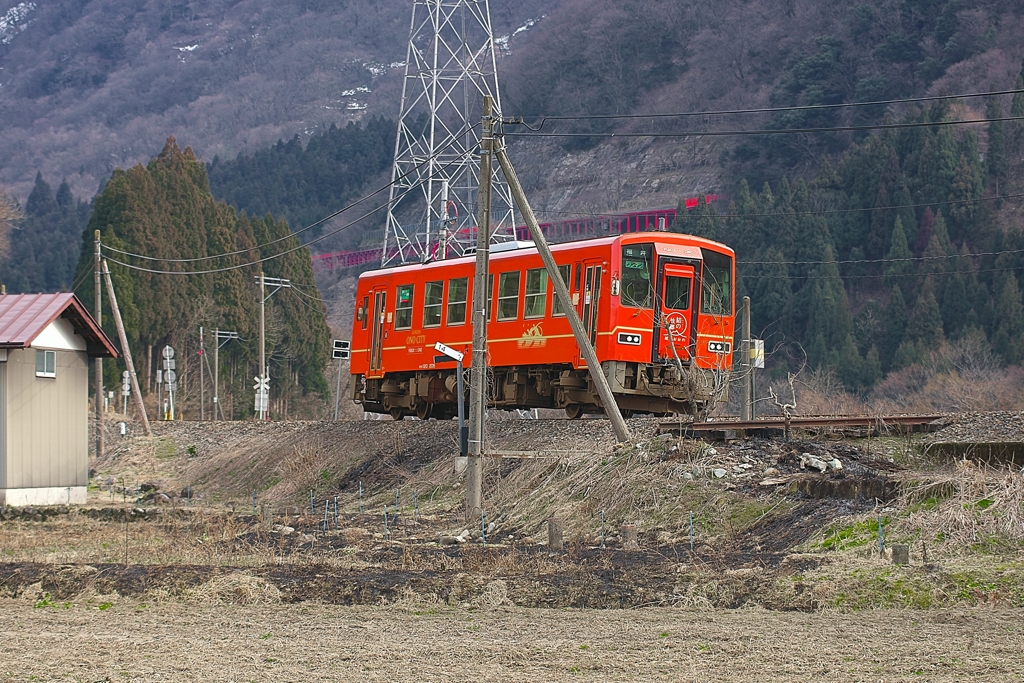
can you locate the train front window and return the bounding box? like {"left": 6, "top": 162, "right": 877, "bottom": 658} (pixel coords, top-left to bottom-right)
{"left": 395, "top": 284, "right": 414, "bottom": 329}
{"left": 700, "top": 249, "right": 733, "bottom": 316}
{"left": 664, "top": 276, "right": 691, "bottom": 310}
{"left": 620, "top": 244, "right": 653, "bottom": 308}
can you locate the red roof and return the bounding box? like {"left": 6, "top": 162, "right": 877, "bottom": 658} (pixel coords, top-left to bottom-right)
{"left": 0, "top": 293, "right": 118, "bottom": 358}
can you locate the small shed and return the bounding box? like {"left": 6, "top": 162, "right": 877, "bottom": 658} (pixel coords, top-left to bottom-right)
{"left": 0, "top": 293, "right": 118, "bottom": 506}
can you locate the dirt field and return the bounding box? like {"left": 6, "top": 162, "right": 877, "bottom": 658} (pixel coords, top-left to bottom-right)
{"left": 2, "top": 600, "right": 1021, "bottom": 682}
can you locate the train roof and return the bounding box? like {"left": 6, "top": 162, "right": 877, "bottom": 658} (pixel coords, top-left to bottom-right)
{"left": 357, "top": 232, "right": 734, "bottom": 281}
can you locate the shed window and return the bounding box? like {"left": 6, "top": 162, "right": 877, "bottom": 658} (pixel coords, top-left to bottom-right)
{"left": 497, "top": 272, "right": 520, "bottom": 321}
{"left": 447, "top": 277, "right": 468, "bottom": 325}
{"left": 423, "top": 281, "right": 443, "bottom": 327}
{"left": 35, "top": 349, "right": 56, "bottom": 378}
{"left": 395, "top": 284, "right": 414, "bottom": 330}
{"left": 524, "top": 268, "right": 547, "bottom": 318}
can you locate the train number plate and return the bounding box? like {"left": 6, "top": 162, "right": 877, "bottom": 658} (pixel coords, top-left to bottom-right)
{"left": 708, "top": 341, "right": 731, "bottom": 353}
{"left": 617, "top": 332, "right": 642, "bottom": 346}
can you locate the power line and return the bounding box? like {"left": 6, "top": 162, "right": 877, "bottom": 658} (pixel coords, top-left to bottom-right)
{"left": 742, "top": 264, "right": 1023, "bottom": 280}
{"left": 740, "top": 247, "right": 1024, "bottom": 267}
{"left": 502, "top": 115, "right": 1024, "bottom": 139}
{"left": 104, "top": 180, "right": 424, "bottom": 275}
{"left": 530, "top": 192, "right": 1024, "bottom": 222}
{"left": 103, "top": 122, "right": 480, "bottom": 264}
{"left": 509, "top": 87, "right": 1024, "bottom": 128}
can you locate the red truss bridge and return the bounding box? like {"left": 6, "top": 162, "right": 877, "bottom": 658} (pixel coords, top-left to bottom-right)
{"left": 311, "top": 196, "right": 721, "bottom": 272}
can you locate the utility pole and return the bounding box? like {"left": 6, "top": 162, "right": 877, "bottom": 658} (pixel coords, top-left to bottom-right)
{"left": 94, "top": 230, "right": 103, "bottom": 460}
{"left": 199, "top": 327, "right": 205, "bottom": 420}
{"left": 213, "top": 328, "right": 238, "bottom": 420}
{"left": 493, "top": 140, "right": 631, "bottom": 444}
{"left": 255, "top": 275, "right": 290, "bottom": 420}
{"left": 740, "top": 296, "right": 751, "bottom": 421}
{"left": 467, "top": 95, "right": 494, "bottom": 519}
{"left": 102, "top": 261, "right": 151, "bottom": 436}
{"left": 258, "top": 273, "right": 265, "bottom": 420}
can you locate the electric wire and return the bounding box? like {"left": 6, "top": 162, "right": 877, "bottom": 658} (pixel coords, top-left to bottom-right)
{"left": 510, "top": 87, "right": 1024, "bottom": 129}
{"left": 103, "top": 179, "right": 425, "bottom": 275}
{"left": 102, "top": 121, "right": 480, "bottom": 264}
{"left": 503, "top": 115, "right": 1024, "bottom": 139}
{"left": 740, "top": 247, "right": 1024, "bottom": 267}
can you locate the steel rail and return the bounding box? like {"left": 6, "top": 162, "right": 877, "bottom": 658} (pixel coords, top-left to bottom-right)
{"left": 660, "top": 414, "right": 948, "bottom": 435}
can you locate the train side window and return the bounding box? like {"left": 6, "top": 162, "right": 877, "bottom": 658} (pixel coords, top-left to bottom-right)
{"left": 447, "top": 277, "right": 468, "bottom": 325}
{"left": 524, "top": 268, "right": 547, "bottom": 318}
{"left": 497, "top": 271, "right": 520, "bottom": 321}
{"left": 395, "top": 284, "right": 414, "bottom": 329}
{"left": 551, "top": 265, "right": 571, "bottom": 316}
{"left": 423, "top": 280, "right": 443, "bottom": 327}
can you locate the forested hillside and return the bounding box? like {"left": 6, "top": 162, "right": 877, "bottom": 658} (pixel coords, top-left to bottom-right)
{"left": 0, "top": 173, "right": 90, "bottom": 294}
{"left": 207, "top": 116, "right": 395, "bottom": 246}
{"left": 73, "top": 137, "right": 330, "bottom": 419}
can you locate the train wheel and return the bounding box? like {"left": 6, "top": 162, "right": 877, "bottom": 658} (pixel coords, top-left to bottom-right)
{"left": 564, "top": 403, "right": 584, "bottom": 420}
{"left": 390, "top": 407, "right": 404, "bottom": 421}
{"left": 415, "top": 402, "right": 434, "bottom": 421}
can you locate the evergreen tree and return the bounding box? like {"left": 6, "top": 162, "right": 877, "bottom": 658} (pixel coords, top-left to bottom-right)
{"left": 947, "top": 153, "right": 983, "bottom": 243}
{"left": 985, "top": 95, "right": 1007, "bottom": 195}
{"left": 991, "top": 274, "right": 1024, "bottom": 364}
{"left": 1011, "top": 66, "right": 1024, "bottom": 150}
{"left": 941, "top": 272, "right": 971, "bottom": 338}
{"left": 879, "top": 286, "right": 908, "bottom": 372}
{"left": 883, "top": 217, "right": 913, "bottom": 287}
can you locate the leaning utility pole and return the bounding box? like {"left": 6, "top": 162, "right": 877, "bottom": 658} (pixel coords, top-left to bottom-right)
{"left": 93, "top": 230, "right": 104, "bottom": 460}
{"left": 494, "top": 139, "right": 631, "bottom": 444}
{"left": 466, "top": 95, "right": 494, "bottom": 519}
{"left": 102, "top": 260, "right": 151, "bottom": 436}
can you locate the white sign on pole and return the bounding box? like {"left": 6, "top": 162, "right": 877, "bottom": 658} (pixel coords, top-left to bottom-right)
{"left": 332, "top": 339, "right": 351, "bottom": 360}
{"left": 433, "top": 341, "right": 464, "bottom": 363}
{"left": 752, "top": 339, "right": 765, "bottom": 369}
{"left": 156, "top": 369, "right": 163, "bottom": 384}
{"left": 162, "top": 345, "right": 175, "bottom": 360}
{"left": 164, "top": 369, "right": 177, "bottom": 384}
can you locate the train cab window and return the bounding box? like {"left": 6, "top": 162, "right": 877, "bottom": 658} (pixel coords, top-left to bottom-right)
{"left": 497, "top": 271, "right": 521, "bottom": 321}
{"left": 423, "top": 280, "right": 443, "bottom": 327}
{"left": 447, "top": 277, "right": 468, "bottom": 325}
{"left": 551, "top": 265, "right": 571, "bottom": 316}
{"left": 664, "top": 275, "right": 691, "bottom": 310}
{"left": 620, "top": 244, "right": 653, "bottom": 308}
{"left": 524, "top": 268, "right": 547, "bottom": 318}
{"left": 359, "top": 296, "right": 369, "bottom": 330}
{"left": 395, "top": 284, "right": 414, "bottom": 329}
{"left": 701, "top": 249, "right": 733, "bottom": 316}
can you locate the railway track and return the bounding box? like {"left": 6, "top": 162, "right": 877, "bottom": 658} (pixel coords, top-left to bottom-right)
{"left": 658, "top": 414, "right": 948, "bottom": 438}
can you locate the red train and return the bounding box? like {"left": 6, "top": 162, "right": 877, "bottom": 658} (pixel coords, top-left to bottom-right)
{"left": 349, "top": 231, "right": 735, "bottom": 418}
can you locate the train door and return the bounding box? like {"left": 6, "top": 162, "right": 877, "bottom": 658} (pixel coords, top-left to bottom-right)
{"left": 368, "top": 288, "right": 387, "bottom": 377}
{"left": 575, "top": 260, "right": 603, "bottom": 366}
{"left": 655, "top": 262, "right": 696, "bottom": 363}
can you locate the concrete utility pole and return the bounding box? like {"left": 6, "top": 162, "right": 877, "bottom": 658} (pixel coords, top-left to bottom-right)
{"left": 213, "top": 328, "right": 239, "bottom": 421}
{"left": 102, "top": 261, "right": 152, "bottom": 436}
{"left": 94, "top": 230, "right": 103, "bottom": 460}
{"left": 493, "top": 141, "right": 631, "bottom": 444}
{"left": 199, "top": 327, "right": 205, "bottom": 421}
{"left": 258, "top": 273, "right": 266, "bottom": 419}
{"left": 467, "top": 95, "right": 494, "bottom": 519}
{"left": 740, "top": 296, "right": 751, "bottom": 421}
{"left": 255, "top": 275, "right": 290, "bottom": 420}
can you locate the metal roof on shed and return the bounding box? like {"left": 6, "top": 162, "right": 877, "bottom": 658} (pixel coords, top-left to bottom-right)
{"left": 0, "top": 293, "right": 118, "bottom": 358}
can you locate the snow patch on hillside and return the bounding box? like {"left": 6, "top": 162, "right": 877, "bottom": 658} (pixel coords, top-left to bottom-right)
{"left": 0, "top": 2, "right": 36, "bottom": 46}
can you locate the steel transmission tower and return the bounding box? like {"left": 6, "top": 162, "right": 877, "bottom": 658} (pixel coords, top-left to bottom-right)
{"left": 381, "top": 0, "right": 516, "bottom": 266}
